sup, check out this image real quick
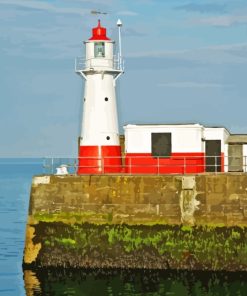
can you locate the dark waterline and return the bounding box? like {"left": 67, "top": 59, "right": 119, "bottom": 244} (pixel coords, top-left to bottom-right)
{"left": 0, "top": 159, "right": 247, "bottom": 296}
{"left": 24, "top": 268, "right": 247, "bottom": 296}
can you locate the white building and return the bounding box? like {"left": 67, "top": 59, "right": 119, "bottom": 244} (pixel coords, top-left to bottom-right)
{"left": 124, "top": 123, "right": 234, "bottom": 174}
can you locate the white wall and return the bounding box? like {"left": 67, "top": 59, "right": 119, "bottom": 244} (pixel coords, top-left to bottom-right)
{"left": 243, "top": 145, "right": 247, "bottom": 172}
{"left": 80, "top": 73, "right": 120, "bottom": 146}
{"left": 124, "top": 124, "right": 204, "bottom": 153}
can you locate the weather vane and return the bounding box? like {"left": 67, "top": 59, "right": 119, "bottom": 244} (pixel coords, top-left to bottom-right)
{"left": 91, "top": 10, "right": 108, "bottom": 15}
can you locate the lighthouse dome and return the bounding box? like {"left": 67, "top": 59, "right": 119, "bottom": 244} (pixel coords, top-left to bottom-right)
{"left": 89, "top": 20, "right": 111, "bottom": 41}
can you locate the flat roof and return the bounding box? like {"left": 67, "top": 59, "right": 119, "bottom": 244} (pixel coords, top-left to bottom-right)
{"left": 227, "top": 135, "right": 247, "bottom": 144}
{"left": 124, "top": 123, "right": 229, "bottom": 130}
{"left": 124, "top": 123, "right": 203, "bottom": 129}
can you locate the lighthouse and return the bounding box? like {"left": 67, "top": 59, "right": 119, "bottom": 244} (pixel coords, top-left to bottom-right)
{"left": 76, "top": 20, "right": 123, "bottom": 174}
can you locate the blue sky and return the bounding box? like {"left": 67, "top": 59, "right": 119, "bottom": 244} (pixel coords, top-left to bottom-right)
{"left": 1, "top": 0, "right": 247, "bottom": 157}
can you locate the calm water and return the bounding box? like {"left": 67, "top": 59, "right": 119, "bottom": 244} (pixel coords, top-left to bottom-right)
{"left": 0, "top": 159, "right": 43, "bottom": 296}
{"left": 0, "top": 158, "right": 246, "bottom": 296}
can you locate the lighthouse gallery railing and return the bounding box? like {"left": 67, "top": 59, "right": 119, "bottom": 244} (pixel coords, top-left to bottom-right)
{"left": 43, "top": 155, "right": 247, "bottom": 175}
{"left": 75, "top": 56, "right": 123, "bottom": 72}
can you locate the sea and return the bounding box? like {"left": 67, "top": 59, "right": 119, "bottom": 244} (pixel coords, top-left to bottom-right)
{"left": 0, "top": 158, "right": 246, "bottom": 296}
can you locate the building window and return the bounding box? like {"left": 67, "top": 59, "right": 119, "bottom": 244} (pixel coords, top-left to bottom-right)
{"left": 94, "top": 42, "right": 105, "bottom": 58}
{"left": 151, "top": 133, "right": 171, "bottom": 157}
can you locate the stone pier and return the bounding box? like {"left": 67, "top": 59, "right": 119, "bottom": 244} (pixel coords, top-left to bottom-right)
{"left": 23, "top": 174, "right": 247, "bottom": 271}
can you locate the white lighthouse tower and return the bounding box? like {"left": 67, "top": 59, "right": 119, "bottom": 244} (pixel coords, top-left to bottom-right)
{"left": 76, "top": 20, "right": 123, "bottom": 174}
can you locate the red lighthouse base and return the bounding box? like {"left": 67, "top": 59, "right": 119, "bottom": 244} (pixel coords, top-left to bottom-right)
{"left": 78, "top": 145, "right": 122, "bottom": 174}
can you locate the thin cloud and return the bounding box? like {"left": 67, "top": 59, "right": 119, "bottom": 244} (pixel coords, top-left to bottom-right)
{"left": 123, "top": 27, "right": 146, "bottom": 37}
{"left": 117, "top": 10, "right": 138, "bottom": 16}
{"left": 0, "top": 0, "right": 91, "bottom": 16}
{"left": 157, "top": 82, "right": 232, "bottom": 89}
{"left": 192, "top": 14, "right": 247, "bottom": 27}
{"left": 175, "top": 3, "right": 227, "bottom": 14}
{"left": 126, "top": 43, "right": 247, "bottom": 65}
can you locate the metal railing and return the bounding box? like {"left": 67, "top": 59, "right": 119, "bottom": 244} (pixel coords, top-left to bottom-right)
{"left": 42, "top": 155, "right": 247, "bottom": 175}
{"left": 75, "top": 56, "right": 123, "bottom": 72}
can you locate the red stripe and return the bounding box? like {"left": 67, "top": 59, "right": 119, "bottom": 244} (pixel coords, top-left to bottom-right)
{"left": 78, "top": 149, "right": 225, "bottom": 174}
{"left": 78, "top": 146, "right": 122, "bottom": 174}
{"left": 125, "top": 152, "right": 205, "bottom": 174}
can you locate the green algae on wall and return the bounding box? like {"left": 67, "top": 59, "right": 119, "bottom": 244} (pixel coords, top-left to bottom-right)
{"left": 33, "top": 212, "right": 171, "bottom": 225}
{"left": 27, "top": 221, "right": 247, "bottom": 271}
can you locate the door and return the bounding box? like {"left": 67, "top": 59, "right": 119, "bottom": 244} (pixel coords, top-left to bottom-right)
{"left": 228, "top": 144, "right": 243, "bottom": 172}
{"left": 206, "top": 140, "right": 221, "bottom": 172}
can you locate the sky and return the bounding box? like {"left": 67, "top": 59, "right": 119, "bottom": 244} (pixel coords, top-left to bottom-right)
{"left": 1, "top": 0, "right": 247, "bottom": 157}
